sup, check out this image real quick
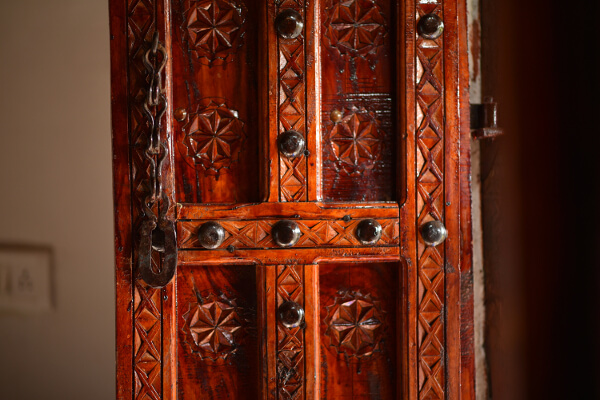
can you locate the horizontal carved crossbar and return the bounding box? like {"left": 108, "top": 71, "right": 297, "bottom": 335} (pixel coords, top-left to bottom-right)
{"left": 177, "top": 247, "right": 400, "bottom": 266}
{"left": 176, "top": 201, "right": 399, "bottom": 220}
{"left": 176, "top": 202, "right": 400, "bottom": 264}
{"left": 178, "top": 218, "right": 399, "bottom": 250}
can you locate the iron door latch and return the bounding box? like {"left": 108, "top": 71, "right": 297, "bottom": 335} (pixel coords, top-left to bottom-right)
{"left": 470, "top": 97, "right": 504, "bottom": 139}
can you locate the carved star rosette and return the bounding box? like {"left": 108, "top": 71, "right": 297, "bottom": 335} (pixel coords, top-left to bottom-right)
{"left": 179, "top": 99, "right": 246, "bottom": 175}
{"left": 182, "top": 0, "right": 247, "bottom": 66}
{"left": 324, "top": 291, "right": 385, "bottom": 361}
{"left": 324, "top": 106, "right": 384, "bottom": 175}
{"left": 182, "top": 292, "right": 249, "bottom": 363}
{"left": 323, "top": 0, "right": 386, "bottom": 62}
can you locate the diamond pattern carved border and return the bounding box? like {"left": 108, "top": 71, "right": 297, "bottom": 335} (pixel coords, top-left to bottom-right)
{"left": 277, "top": 0, "right": 308, "bottom": 202}
{"left": 178, "top": 218, "right": 400, "bottom": 249}
{"left": 127, "top": 1, "right": 163, "bottom": 399}
{"left": 415, "top": 2, "right": 445, "bottom": 399}
{"left": 276, "top": 265, "right": 305, "bottom": 399}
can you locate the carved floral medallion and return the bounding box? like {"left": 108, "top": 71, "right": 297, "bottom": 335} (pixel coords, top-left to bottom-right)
{"left": 183, "top": 0, "right": 246, "bottom": 65}
{"left": 324, "top": 291, "right": 385, "bottom": 359}
{"left": 179, "top": 99, "right": 245, "bottom": 175}
{"left": 323, "top": 0, "right": 386, "bottom": 59}
{"left": 325, "top": 106, "right": 383, "bottom": 175}
{"left": 182, "top": 292, "right": 248, "bottom": 362}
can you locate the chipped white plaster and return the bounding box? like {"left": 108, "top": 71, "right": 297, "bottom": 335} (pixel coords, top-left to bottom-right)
{"left": 467, "top": 0, "right": 488, "bottom": 399}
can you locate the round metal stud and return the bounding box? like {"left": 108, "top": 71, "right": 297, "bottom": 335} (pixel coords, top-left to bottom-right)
{"left": 197, "top": 221, "right": 226, "bottom": 249}
{"left": 330, "top": 109, "right": 343, "bottom": 123}
{"left": 174, "top": 108, "right": 188, "bottom": 122}
{"left": 278, "top": 301, "right": 305, "bottom": 329}
{"left": 356, "top": 219, "right": 382, "bottom": 245}
{"left": 417, "top": 13, "right": 444, "bottom": 40}
{"left": 275, "top": 9, "right": 304, "bottom": 39}
{"left": 277, "top": 130, "right": 306, "bottom": 158}
{"left": 272, "top": 220, "right": 301, "bottom": 248}
{"left": 420, "top": 220, "right": 448, "bottom": 246}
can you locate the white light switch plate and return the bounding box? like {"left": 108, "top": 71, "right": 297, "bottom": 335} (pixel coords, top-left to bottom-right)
{"left": 0, "top": 246, "right": 53, "bottom": 313}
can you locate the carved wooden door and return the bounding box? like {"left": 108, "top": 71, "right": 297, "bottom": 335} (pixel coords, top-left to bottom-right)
{"left": 109, "top": 0, "right": 473, "bottom": 399}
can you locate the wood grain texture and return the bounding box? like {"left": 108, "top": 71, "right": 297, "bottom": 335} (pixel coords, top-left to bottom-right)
{"left": 171, "top": 0, "right": 261, "bottom": 204}
{"left": 320, "top": 0, "right": 396, "bottom": 202}
{"left": 319, "top": 262, "right": 399, "bottom": 399}
{"left": 110, "top": 0, "right": 474, "bottom": 398}
{"left": 176, "top": 264, "right": 260, "bottom": 400}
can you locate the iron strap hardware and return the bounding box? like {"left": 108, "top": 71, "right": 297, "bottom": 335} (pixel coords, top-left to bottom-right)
{"left": 137, "top": 32, "right": 177, "bottom": 288}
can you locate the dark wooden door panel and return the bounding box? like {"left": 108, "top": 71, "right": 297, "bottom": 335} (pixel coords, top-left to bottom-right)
{"left": 319, "top": 262, "right": 399, "bottom": 400}
{"left": 320, "top": 0, "right": 397, "bottom": 202}
{"left": 171, "top": 0, "right": 261, "bottom": 204}
{"left": 176, "top": 264, "right": 259, "bottom": 400}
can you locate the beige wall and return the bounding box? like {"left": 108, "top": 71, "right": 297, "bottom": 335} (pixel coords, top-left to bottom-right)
{"left": 0, "top": 0, "right": 114, "bottom": 398}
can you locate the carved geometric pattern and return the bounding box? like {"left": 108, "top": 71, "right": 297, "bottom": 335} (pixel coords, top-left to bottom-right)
{"left": 182, "top": 0, "right": 247, "bottom": 66}
{"left": 127, "top": 1, "right": 163, "bottom": 399}
{"left": 178, "top": 218, "right": 400, "bottom": 249}
{"left": 278, "top": 0, "right": 308, "bottom": 202}
{"left": 325, "top": 106, "right": 384, "bottom": 175}
{"left": 324, "top": 291, "right": 385, "bottom": 359}
{"left": 133, "top": 282, "right": 162, "bottom": 400}
{"left": 182, "top": 292, "right": 248, "bottom": 362}
{"left": 323, "top": 0, "right": 386, "bottom": 60}
{"left": 276, "top": 265, "right": 305, "bottom": 399}
{"left": 178, "top": 98, "right": 245, "bottom": 175}
{"left": 415, "top": 2, "right": 445, "bottom": 399}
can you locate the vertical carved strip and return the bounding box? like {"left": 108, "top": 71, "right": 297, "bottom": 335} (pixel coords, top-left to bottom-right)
{"left": 276, "top": 265, "right": 305, "bottom": 399}
{"left": 133, "top": 282, "right": 163, "bottom": 399}
{"left": 415, "top": 1, "right": 445, "bottom": 399}
{"left": 277, "top": 0, "right": 309, "bottom": 202}
{"left": 127, "top": 0, "right": 163, "bottom": 398}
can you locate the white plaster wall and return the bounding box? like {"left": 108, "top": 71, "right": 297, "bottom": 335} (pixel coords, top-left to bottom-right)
{"left": 0, "top": 1, "right": 114, "bottom": 398}
{"left": 467, "top": 0, "right": 488, "bottom": 399}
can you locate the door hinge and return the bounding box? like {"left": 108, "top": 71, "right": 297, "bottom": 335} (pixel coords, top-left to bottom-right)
{"left": 470, "top": 97, "right": 504, "bottom": 139}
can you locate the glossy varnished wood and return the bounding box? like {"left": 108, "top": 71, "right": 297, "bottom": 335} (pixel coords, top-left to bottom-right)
{"left": 110, "top": 0, "right": 474, "bottom": 399}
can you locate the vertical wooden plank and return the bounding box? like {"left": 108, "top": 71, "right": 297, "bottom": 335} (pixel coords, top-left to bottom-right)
{"left": 259, "top": 0, "right": 271, "bottom": 202}
{"left": 399, "top": 0, "right": 418, "bottom": 398}
{"left": 265, "top": 265, "right": 278, "bottom": 399}
{"left": 457, "top": 0, "right": 475, "bottom": 397}
{"left": 305, "top": 0, "right": 321, "bottom": 201}
{"left": 442, "top": 0, "right": 462, "bottom": 397}
{"left": 257, "top": 265, "right": 269, "bottom": 400}
{"left": 304, "top": 264, "right": 320, "bottom": 400}
{"left": 124, "top": 0, "right": 178, "bottom": 397}
{"left": 272, "top": 0, "right": 310, "bottom": 202}
{"left": 275, "top": 265, "right": 306, "bottom": 398}
{"left": 124, "top": 0, "right": 164, "bottom": 397}
{"left": 109, "top": 0, "right": 133, "bottom": 398}
{"left": 414, "top": 1, "right": 446, "bottom": 399}
{"left": 159, "top": 0, "right": 176, "bottom": 397}
{"left": 266, "top": 0, "right": 279, "bottom": 203}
